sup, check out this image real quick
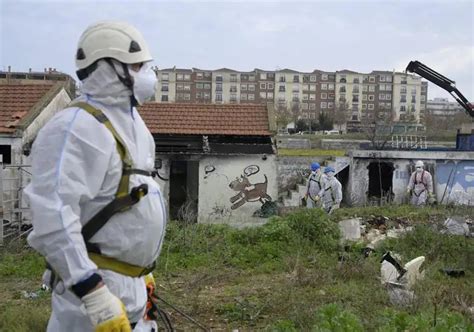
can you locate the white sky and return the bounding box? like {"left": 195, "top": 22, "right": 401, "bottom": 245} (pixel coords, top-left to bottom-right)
{"left": 1, "top": 0, "right": 473, "bottom": 101}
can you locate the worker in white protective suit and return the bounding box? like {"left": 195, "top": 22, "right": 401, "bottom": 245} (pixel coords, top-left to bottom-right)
{"left": 322, "top": 166, "right": 342, "bottom": 214}
{"left": 305, "top": 162, "right": 325, "bottom": 208}
{"left": 25, "top": 21, "right": 166, "bottom": 332}
{"left": 406, "top": 160, "right": 434, "bottom": 206}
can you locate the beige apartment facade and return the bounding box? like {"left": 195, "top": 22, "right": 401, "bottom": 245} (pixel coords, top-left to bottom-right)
{"left": 153, "top": 67, "right": 427, "bottom": 129}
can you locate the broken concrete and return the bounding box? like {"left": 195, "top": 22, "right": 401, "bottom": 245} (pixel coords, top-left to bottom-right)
{"left": 338, "top": 218, "right": 362, "bottom": 241}
{"left": 442, "top": 217, "right": 470, "bottom": 236}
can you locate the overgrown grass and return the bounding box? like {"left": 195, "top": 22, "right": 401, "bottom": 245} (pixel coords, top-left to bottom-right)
{"left": 278, "top": 148, "right": 346, "bottom": 157}
{"left": 1, "top": 206, "right": 473, "bottom": 331}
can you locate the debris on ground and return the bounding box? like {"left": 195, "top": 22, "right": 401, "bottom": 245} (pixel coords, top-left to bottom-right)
{"left": 338, "top": 218, "right": 361, "bottom": 242}
{"left": 441, "top": 217, "right": 470, "bottom": 236}
{"left": 440, "top": 268, "right": 466, "bottom": 278}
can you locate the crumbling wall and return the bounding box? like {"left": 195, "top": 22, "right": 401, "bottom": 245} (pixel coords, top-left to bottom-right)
{"left": 348, "top": 158, "right": 369, "bottom": 206}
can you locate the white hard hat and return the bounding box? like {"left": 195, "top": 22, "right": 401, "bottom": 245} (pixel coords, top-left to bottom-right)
{"left": 415, "top": 160, "right": 424, "bottom": 168}
{"left": 75, "top": 21, "right": 153, "bottom": 70}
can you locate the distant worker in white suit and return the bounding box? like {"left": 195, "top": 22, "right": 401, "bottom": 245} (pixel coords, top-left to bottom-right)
{"left": 305, "top": 162, "right": 325, "bottom": 208}
{"left": 322, "top": 166, "right": 342, "bottom": 214}
{"left": 25, "top": 21, "right": 166, "bottom": 331}
{"left": 407, "top": 160, "right": 434, "bottom": 206}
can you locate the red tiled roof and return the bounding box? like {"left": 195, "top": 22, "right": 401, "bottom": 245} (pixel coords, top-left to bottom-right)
{"left": 0, "top": 84, "right": 55, "bottom": 133}
{"left": 138, "top": 103, "right": 272, "bottom": 136}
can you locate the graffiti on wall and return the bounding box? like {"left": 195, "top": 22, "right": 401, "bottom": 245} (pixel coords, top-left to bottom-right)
{"left": 436, "top": 160, "right": 474, "bottom": 205}
{"left": 203, "top": 164, "right": 229, "bottom": 181}
{"left": 228, "top": 165, "right": 272, "bottom": 210}
{"left": 209, "top": 203, "right": 232, "bottom": 219}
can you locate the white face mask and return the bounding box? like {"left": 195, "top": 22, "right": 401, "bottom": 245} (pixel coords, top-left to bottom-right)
{"left": 129, "top": 62, "right": 157, "bottom": 105}
{"left": 416, "top": 166, "right": 423, "bottom": 173}
{"left": 326, "top": 172, "right": 335, "bottom": 178}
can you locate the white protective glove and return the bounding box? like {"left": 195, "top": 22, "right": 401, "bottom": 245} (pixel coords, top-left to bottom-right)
{"left": 82, "top": 285, "right": 131, "bottom": 332}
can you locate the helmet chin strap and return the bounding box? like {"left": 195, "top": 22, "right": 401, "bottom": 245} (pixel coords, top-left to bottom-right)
{"left": 105, "top": 59, "right": 139, "bottom": 107}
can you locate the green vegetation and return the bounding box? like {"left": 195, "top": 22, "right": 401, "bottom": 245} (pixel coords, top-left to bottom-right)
{"left": 1, "top": 206, "right": 473, "bottom": 331}
{"left": 278, "top": 149, "right": 346, "bottom": 157}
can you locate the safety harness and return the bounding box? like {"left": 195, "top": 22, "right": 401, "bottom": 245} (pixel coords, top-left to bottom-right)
{"left": 307, "top": 173, "right": 322, "bottom": 201}
{"left": 47, "top": 102, "right": 156, "bottom": 282}
{"left": 412, "top": 170, "right": 427, "bottom": 197}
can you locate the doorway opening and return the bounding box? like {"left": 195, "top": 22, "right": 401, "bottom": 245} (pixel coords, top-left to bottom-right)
{"left": 367, "top": 161, "right": 394, "bottom": 205}
{"left": 169, "top": 160, "right": 199, "bottom": 222}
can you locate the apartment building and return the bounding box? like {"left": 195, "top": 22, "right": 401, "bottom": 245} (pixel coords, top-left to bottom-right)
{"left": 392, "top": 72, "right": 422, "bottom": 122}
{"left": 154, "top": 67, "right": 427, "bottom": 128}
{"left": 426, "top": 97, "right": 465, "bottom": 117}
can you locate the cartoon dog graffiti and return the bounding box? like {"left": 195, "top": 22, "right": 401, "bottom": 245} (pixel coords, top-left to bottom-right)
{"left": 229, "top": 165, "right": 272, "bottom": 210}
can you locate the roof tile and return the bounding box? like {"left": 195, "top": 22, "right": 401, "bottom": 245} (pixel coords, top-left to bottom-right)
{"left": 138, "top": 103, "right": 272, "bottom": 136}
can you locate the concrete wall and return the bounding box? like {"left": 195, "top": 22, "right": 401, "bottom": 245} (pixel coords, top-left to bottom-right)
{"left": 276, "top": 156, "right": 327, "bottom": 192}
{"left": 436, "top": 160, "right": 474, "bottom": 205}
{"left": 198, "top": 155, "right": 278, "bottom": 225}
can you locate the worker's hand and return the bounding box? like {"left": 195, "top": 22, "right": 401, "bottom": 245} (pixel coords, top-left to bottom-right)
{"left": 406, "top": 188, "right": 412, "bottom": 195}
{"left": 143, "top": 273, "right": 160, "bottom": 321}
{"left": 314, "top": 195, "right": 320, "bottom": 202}
{"left": 82, "top": 285, "right": 131, "bottom": 332}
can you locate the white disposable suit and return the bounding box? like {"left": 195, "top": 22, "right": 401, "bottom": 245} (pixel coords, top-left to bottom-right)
{"left": 25, "top": 59, "right": 167, "bottom": 331}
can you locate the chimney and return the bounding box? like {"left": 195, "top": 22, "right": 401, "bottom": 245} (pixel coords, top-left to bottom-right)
{"left": 29, "top": 68, "right": 32, "bottom": 73}
{"left": 8, "top": 65, "right": 11, "bottom": 72}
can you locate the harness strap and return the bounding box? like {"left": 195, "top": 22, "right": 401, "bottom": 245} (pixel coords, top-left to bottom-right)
{"left": 88, "top": 252, "right": 155, "bottom": 277}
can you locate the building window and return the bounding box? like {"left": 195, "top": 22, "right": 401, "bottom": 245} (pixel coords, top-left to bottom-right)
{"left": 260, "top": 92, "right": 266, "bottom": 99}
{"left": 260, "top": 73, "right": 267, "bottom": 80}
{"left": 401, "top": 86, "right": 407, "bottom": 93}
{"left": 301, "top": 103, "right": 309, "bottom": 110}
{"left": 321, "top": 83, "right": 327, "bottom": 90}
{"left": 249, "top": 74, "right": 255, "bottom": 81}
{"left": 196, "top": 72, "right": 203, "bottom": 79}
{"left": 327, "top": 102, "right": 334, "bottom": 109}
{"left": 421, "top": 95, "right": 426, "bottom": 101}
{"left": 230, "top": 74, "right": 238, "bottom": 82}
{"left": 177, "top": 73, "right": 183, "bottom": 80}
{"left": 216, "top": 94, "right": 222, "bottom": 101}
{"left": 352, "top": 95, "right": 359, "bottom": 102}
{"left": 216, "top": 83, "right": 222, "bottom": 91}
{"left": 352, "top": 115, "right": 358, "bottom": 121}
{"left": 400, "top": 95, "right": 406, "bottom": 102}
{"left": 322, "top": 74, "right": 328, "bottom": 80}
{"left": 241, "top": 74, "right": 248, "bottom": 81}
{"left": 400, "top": 105, "right": 406, "bottom": 112}
{"left": 161, "top": 95, "right": 168, "bottom": 102}
{"left": 352, "top": 103, "right": 358, "bottom": 111}
{"left": 339, "top": 95, "right": 346, "bottom": 102}
{"left": 321, "top": 93, "right": 327, "bottom": 99}
{"left": 309, "top": 94, "right": 316, "bottom": 101}
{"left": 362, "top": 104, "right": 367, "bottom": 110}
{"left": 328, "top": 84, "right": 334, "bottom": 90}
{"left": 386, "top": 76, "right": 392, "bottom": 82}
{"left": 279, "top": 85, "right": 286, "bottom": 92}
{"left": 216, "top": 75, "right": 223, "bottom": 82}
{"left": 411, "top": 96, "right": 416, "bottom": 103}
{"left": 204, "top": 92, "right": 210, "bottom": 99}
{"left": 279, "top": 76, "right": 286, "bottom": 82}
{"left": 230, "top": 85, "right": 237, "bottom": 93}
{"left": 241, "top": 84, "right": 247, "bottom": 91}
{"left": 161, "top": 73, "right": 169, "bottom": 81}
{"left": 362, "top": 95, "right": 367, "bottom": 101}
{"left": 183, "top": 93, "right": 191, "bottom": 100}
{"left": 161, "top": 84, "right": 169, "bottom": 92}
{"left": 303, "top": 84, "right": 309, "bottom": 91}
{"left": 248, "top": 94, "right": 255, "bottom": 101}
{"left": 230, "top": 93, "right": 237, "bottom": 102}
{"left": 183, "top": 84, "right": 191, "bottom": 91}
{"left": 184, "top": 74, "right": 191, "bottom": 80}
{"left": 321, "top": 102, "right": 327, "bottom": 108}
{"left": 204, "top": 83, "right": 211, "bottom": 89}
{"left": 339, "top": 75, "right": 346, "bottom": 83}
{"left": 379, "top": 75, "right": 385, "bottom": 82}
{"left": 177, "top": 83, "right": 184, "bottom": 91}
{"left": 379, "top": 94, "right": 385, "bottom": 100}
{"left": 292, "top": 85, "right": 299, "bottom": 92}
{"left": 267, "top": 83, "right": 274, "bottom": 90}
{"left": 369, "top": 76, "right": 375, "bottom": 83}
{"left": 309, "top": 84, "right": 316, "bottom": 91}
{"left": 310, "top": 75, "right": 317, "bottom": 82}
{"left": 293, "top": 75, "right": 299, "bottom": 82}
{"left": 329, "top": 93, "right": 335, "bottom": 98}
{"left": 353, "top": 78, "right": 360, "bottom": 84}
{"left": 260, "top": 82, "right": 266, "bottom": 90}
{"left": 386, "top": 94, "right": 391, "bottom": 101}
{"left": 248, "top": 84, "right": 256, "bottom": 91}
{"left": 368, "top": 104, "right": 374, "bottom": 110}
{"left": 303, "top": 94, "right": 309, "bottom": 101}
{"left": 353, "top": 86, "right": 359, "bottom": 93}
{"left": 241, "top": 93, "right": 247, "bottom": 101}
{"left": 309, "top": 103, "right": 317, "bottom": 110}
{"left": 368, "top": 95, "right": 375, "bottom": 101}
{"left": 369, "top": 85, "right": 375, "bottom": 92}
{"left": 339, "top": 86, "right": 346, "bottom": 93}
{"left": 267, "top": 92, "right": 273, "bottom": 99}
{"left": 196, "top": 83, "right": 203, "bottom": 89}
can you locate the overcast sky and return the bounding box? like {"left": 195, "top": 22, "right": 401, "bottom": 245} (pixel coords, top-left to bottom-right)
{"left": 1, "top": 0, "right": 473, "bottom": 101}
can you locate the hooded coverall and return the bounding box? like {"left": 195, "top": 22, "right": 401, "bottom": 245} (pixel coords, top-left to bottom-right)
{"left": 306, "top": 171, "right": 325, "bottom": 208}
{"left": 25, "top": 60, "right": 167, "bottom": 331}
{"left": 407, "top": 169, "right": 433, "bottom": 206}
{"left": 322, "top": 175, "right": 342, "bottom": 213}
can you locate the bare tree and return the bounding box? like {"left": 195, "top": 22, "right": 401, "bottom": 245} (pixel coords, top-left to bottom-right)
{"left": 360, "top": 106, "right": 397, "bottom": 150}
{"left": 333, "top": 102, "right": 350, "bottom": 132}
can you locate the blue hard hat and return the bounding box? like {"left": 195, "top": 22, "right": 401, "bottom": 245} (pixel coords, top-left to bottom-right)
{"left": 311, "top": 162, "right": 320, "bottom": 171}
{"left": 324, "top": 166, "right": 335, "bottom": 173}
